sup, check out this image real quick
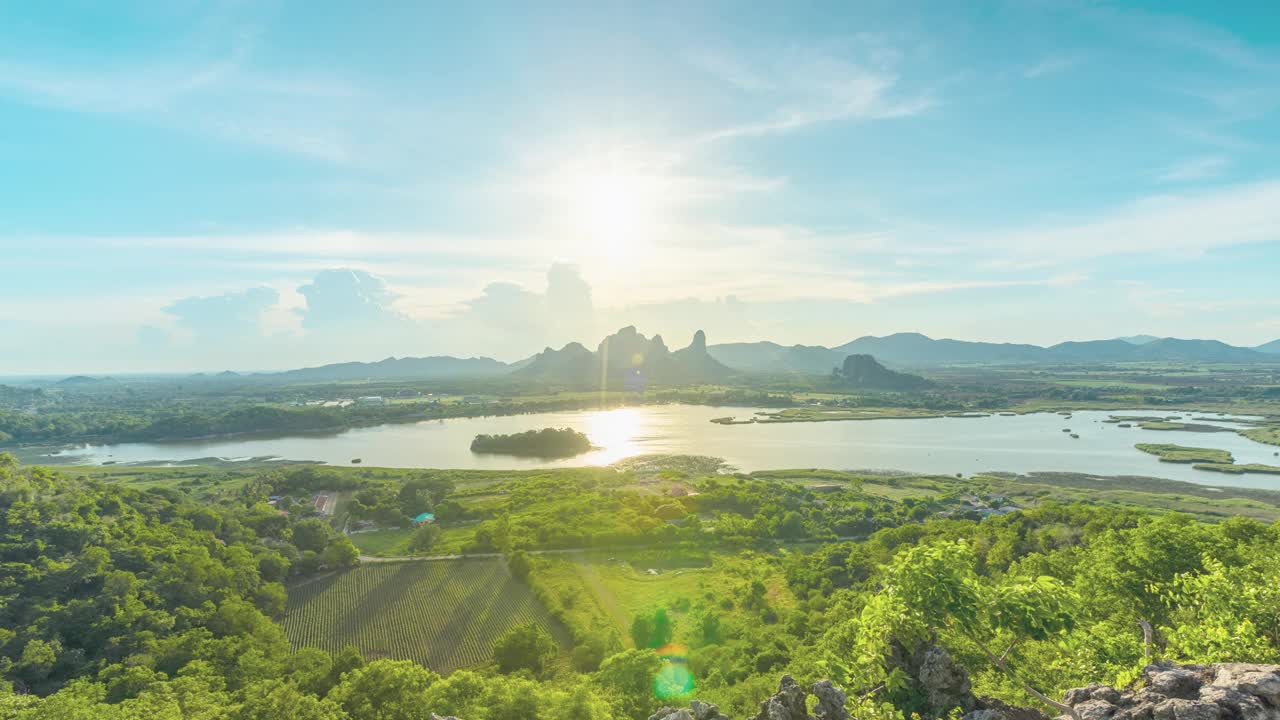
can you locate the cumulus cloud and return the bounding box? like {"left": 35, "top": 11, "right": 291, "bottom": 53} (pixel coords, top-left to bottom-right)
{"left": 164, "top": 286, "right": 279, "bottom": 339}
{"left": 452, "top": 263, "right": 596, "bottom": 356}
{"left": 297, "top": 269, "right": 410, "bottom": 332}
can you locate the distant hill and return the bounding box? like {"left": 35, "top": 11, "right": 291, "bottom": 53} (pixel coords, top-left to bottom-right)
{"left": 55, "top": 375, "right": 118, "bottom": 387}
{"left": 706, "top": 341, "right": 844, "bottom": 374}
{"left": 836, "top": 332, "right": 1049, "bottom": 366}
{"left": 836, "top": 354, "right": 932, "bottom": 390}
{"left": 1117, "top": 335, "right": 1160, "bottom": 345}
{"left": 516, "top": 327, "right": 733, "bottom": 387}
{"left": 1125, "top": 338, "right": 1269, "bottom": 363}
{"left": 711, "top": 332, "right": 1277, "bottom": 371}
{"left": 272, "top": 355, "right": 510, "bottom": 382}
{"left": 1046, "top": 339, "right": 1142, "bottom": 362}
{"left": 514, "top": 342, "right": 596, "bottom": 384}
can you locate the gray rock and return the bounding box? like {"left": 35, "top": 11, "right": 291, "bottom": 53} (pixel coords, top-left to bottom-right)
{"left": 919, "top": 645, "right": 976, "bottom": 715}
{"left": 1114, "top": 705, "right": 1155, "bottom": 720}
{"left": 1133, "top": 690, "right": 1171, "bottom": 708}
{"left": 964, "top": 710, "right": 1007, "bottom": 720}
{"left": 750, "top": 675, "right": 810, "bottom": 720}
{"left": 1216, "top": 668, "right": 1280, "bottom": 707}
{"left": 1199, "top": 684, "right": 1279, "bottom": 720}
{"left": 1075, "top": 699, "right": 1119, "bottom": 720}
{"left": 694, "top": 701, "right": 730, "bottom": 720}
{"left": 1153, "top": 699, "right": 1222, "bottom": 720}
{"left": 1069, "top": 685, "right": 1124, "bottom": 707}
{"left": 1151, "top": 670, "right": 1206, "bottom": 700}
{"left": 812, "top": 680, "right": 849, "bottom": 720}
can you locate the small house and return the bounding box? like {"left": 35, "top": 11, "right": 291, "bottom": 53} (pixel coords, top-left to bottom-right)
{"left": 412, "top": 512, "right": 436, "bottom": 526}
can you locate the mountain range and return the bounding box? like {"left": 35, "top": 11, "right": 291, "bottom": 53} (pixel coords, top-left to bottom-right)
{"left": 706, "top": 333, "right": 1280, "bottom": 371}
{"left": 153, "top": 330, "right": 1280, "bottom": 385}
{"left": 271, "top": 355, "right": 511, "bottom": 382}
{"left": 516, "top": 326, "right": 733, "bottom": 386}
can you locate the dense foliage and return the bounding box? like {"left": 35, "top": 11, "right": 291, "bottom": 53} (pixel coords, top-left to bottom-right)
{"left": 469, "top": 428, "right": 594, "bottom": 458}
{"left": 2, "top": 455, "right": 1280, "bottom": 720}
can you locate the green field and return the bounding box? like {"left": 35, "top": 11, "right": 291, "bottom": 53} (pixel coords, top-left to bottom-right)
{"left": 349, "top": 525, "right": 478, "bottom": 557}
{"left": 282, "top": 559, "right": 568, "bottom": 672}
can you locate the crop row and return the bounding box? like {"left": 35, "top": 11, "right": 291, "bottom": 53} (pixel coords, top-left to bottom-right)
{"left": 282, "top": 559, "right": 566, "bottom": 672}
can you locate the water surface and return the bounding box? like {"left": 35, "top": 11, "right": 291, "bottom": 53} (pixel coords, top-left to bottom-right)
{"left": 33, "top": 406, "right": 1280, "bottom": 488}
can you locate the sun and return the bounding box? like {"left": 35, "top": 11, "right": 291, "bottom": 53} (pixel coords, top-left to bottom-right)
{"left": 552, "top": 153, "right": 668, "bottom": 264}
{"left": 571, "top": 169, "right": 659, "bottom": 262}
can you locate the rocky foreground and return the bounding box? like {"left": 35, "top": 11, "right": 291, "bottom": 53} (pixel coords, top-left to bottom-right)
{"left": 644, "top": 661, "right": 1280, "bottom": 720}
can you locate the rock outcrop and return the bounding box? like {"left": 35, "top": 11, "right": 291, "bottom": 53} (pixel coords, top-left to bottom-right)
{"left": 836, "top": 354, "right": 931, "bottom": 390}
{"left": 449, "top": 661, "right": 1280, "bottom": 720}
{"left": 1056, "top": 662, "right": 1280, "bottom": 720}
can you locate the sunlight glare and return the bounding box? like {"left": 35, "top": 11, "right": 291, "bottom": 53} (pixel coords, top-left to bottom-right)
{"left": 552, "top": 150, "right": 670, "bottom": 266}
{"left": 585, "top": 407, "right": 643, "bottom": 463}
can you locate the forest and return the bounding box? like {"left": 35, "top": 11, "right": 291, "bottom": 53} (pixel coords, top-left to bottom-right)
{"left": 1, "top": 454, "right": 1278, "bottom": 719}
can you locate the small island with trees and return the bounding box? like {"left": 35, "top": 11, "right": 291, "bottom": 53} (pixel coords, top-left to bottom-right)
{"left": 469, "top": 427, "right": 594, "bottom": 457}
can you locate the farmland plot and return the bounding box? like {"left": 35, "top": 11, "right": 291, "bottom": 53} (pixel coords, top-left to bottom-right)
{"left": 283, "top": 559, "right": 568, "bottom": 672}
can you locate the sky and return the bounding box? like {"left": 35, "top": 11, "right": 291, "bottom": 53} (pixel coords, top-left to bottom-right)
{"left": 2, "top": 1, "right": 1280, "bottom": 374}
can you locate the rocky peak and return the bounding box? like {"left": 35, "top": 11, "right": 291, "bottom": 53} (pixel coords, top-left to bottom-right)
{"left": 690, "top": 329, "right": 708, "bottom": 353}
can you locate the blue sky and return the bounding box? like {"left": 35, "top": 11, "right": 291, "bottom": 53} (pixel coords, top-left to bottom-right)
{"left": 2, "top": 1, "right": 1279, "bottom": 373}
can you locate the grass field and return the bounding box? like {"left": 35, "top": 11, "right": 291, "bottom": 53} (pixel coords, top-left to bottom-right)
{"left": 349, "top": 525, "right": 478, "bottom": 557}
{"left": 530, "top": 552, "right": 796, "bottom": 648}
{"left": 282, "top": 559, "right": 568, "bottom": 672}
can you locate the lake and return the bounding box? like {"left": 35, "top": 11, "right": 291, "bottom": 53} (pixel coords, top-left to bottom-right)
{"left": 31, "top": 405, "right": 1280, "bottom": 488}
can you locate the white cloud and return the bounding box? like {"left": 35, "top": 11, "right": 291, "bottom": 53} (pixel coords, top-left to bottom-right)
{"left": 1156, "top": 155, "right": 1231, "bottom": 182}
{"left": 693, "top": 39, "right": 934, "bottom": 143}
{"left": 980, "top": 180, "right": 1280, "bottom": 261}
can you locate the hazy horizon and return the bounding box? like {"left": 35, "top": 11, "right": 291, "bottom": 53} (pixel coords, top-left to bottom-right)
{"left": 4, "top": 2, "right": 1280, "bottom": 374}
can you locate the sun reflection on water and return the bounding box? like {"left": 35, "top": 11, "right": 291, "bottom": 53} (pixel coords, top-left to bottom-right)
{"left": 583, "top": 407, "right": 644, "bottom": 464}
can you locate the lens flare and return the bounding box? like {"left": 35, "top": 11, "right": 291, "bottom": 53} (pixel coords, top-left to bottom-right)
{"left": 654, "top": 643, "right": 695, "bottom": 700}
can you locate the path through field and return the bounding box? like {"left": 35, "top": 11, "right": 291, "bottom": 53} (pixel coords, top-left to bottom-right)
{"left": 576, "top": 556, "right": 629, "bottom": 634}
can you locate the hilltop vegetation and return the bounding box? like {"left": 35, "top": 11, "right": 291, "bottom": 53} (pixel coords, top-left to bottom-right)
{"left": 5, "top": 455, "right": 1280, "bottom": 719}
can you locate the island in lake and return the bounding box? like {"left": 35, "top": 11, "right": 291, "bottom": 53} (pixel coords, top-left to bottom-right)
{"left": 469, "top": 427, "right": 594, "bottom": 458}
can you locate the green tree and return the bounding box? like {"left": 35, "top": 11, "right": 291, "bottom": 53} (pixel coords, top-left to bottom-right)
{"left": 506, "top": 550, "right": 531, "bottom": 583}
{"left": 292, "top": 519, "right": 332, "bottom": 554}
{"left": 630, "top": 608, "right": 674, "bottom": 649}
{"left": 846, "top": 541, "right": 1080, "bottom": 719}
{"left": 328, "top": 659, "right": 439, "bottom": 720}
{"left": 321, "top": 536, "right": 360, "bottom": 569}
{"left": 236, "top": 679, "right": 345, "bottom": 720}
{"left": 595, "top": 649, "right": 663, "bottom": 720}
{"left": 492, "top": 624, "right": 557, "bottom": 676}
{"left": 408, "top": 524, "right": 441, "bottom": 553}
